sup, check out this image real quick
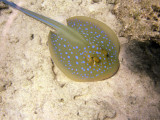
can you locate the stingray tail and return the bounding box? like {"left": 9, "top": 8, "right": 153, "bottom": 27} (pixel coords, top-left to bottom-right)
{"left": 0, "top": 0, "right": 62, "bottom": 29}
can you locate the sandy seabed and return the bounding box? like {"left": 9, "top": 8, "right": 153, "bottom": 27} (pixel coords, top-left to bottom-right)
{"left": 0, "top": 0, "right": 160, "bottom": 120}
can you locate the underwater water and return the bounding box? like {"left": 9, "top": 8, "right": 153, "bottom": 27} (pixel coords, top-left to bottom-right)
{"left": 0, "top": 0, "right": 160, "bottom": 120}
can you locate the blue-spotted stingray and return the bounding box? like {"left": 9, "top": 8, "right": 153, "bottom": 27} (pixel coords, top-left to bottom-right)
{"left": 1, "top": 0, "right": 120, "bottom": 82}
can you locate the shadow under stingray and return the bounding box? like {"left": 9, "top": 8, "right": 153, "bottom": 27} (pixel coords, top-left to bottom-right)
{"left": 125, "top": 39, "right": 160, "bottom": 93}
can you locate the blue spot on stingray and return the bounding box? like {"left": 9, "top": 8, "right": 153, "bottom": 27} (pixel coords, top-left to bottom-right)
{"left": 92, "top": 46, "right": 95, "bottom": 48}
{"left": 96, "top": 47, "right": 99, "bottom": 50}
{"left": 82, "top": 61, "right": 85, "bottom": 63}
{"left": 75, "top": 56, "right": 78, "bottom": 59}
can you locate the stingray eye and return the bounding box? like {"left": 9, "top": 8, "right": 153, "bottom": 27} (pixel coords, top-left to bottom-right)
{"left": 87, "top": 55, "right": 100, "bottom": 66}
{"left": 93, "top": 57, "right": 100, "bottom": 64}
{"left": 88, "top": 57, "right": 93, "bottom": 63}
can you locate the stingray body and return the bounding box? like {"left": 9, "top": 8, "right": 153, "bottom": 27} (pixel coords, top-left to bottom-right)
{"left": 1, "top": 0, "right": 120, "bottom": 82}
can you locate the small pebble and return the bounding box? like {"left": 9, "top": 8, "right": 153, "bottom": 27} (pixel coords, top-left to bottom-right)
{"left": 107, "top": 0, "right": 116, "bottom": 4}
{"left": 92, "top": 0, "right": 102, "bottom": 3}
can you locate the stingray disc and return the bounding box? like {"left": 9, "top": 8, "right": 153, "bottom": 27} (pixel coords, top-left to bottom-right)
{"left": 48, "top": 16, "right": 120, "bottom": 82}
